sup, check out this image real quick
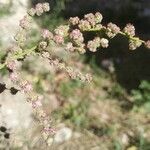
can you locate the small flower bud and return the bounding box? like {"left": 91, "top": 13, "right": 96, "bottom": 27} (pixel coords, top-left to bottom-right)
{"left": 70, "top": 29, "right": 84, "bottom": 45}
{"left": 20, "top": 81, "right": 33, "bottom": 93}
{"left": 87, "top": 40, "right": 97, "bottom": 52}
{"left": 42, "top": 52, "right": 50, "bottom": 58}
{"left": 42, "top": 2, "right": 50, "bottom": 12}
{"left": 95, "top": 12, "right": 103, "bottom": 23}
{"left": 35, "top": 3, "right": 44, "bottom": 16}
{"left": 145, "top": 40, "right": 150, "bottom": 49}
{"left": 77, "top": 45, "right": 86, "bottom": 54}
{"left": 41, "top": 29, "right": 53, "bottom": 40}
{"left": 36, "top": 109, "right": 47, "bottom": 119}
{"left": 100, "top": 38, "right": 109, "bottom": 48}
{"left": 95, "top": 24, "right": 102, "bottom": 30}
{"left": 43, "top": 127, "right": 56, "bottom": 134}
{"left": 10, "top": 72, "right": 19, "bottom": 82}
{"left": 123, "top": 23, "right": 135, "bottom": 36}
{"left": 129, "top": 38, "right": 142, "bottom": 50}
{"left": 54, "top": 25, "right": 69, "bottom": 37}
{"left": 69, "top": 17, "right": 80, "bottom": 25}
{"left": 39, "top": 41, "right": 48, "bottom": 50}
{"left": 78, "top": 19, "right": 91, "bottom": 30}
{"left": 32, "top": 99, "right": 42, "bottom": 109}
{"left": 87, "top": 37, "right": 101, "bottom": 52}
{"left": 85, "top": 74, "right": 92, "bottom": 82}
{"left": 93, "top": 37, "right": 101, "bottom": 46}
{"left": 19, "top": 15, "right": 31, "bottom": 29}
{"left": 84, "top": 13, "right": 96, "bottom": 27}
{"left": 54, "top": 35, "right": 64, "bottom": 44}
{"left": 65, "top": 42, "right": 74, "bottom": 52}
{"left": 28, "top": 8, "right": 36, "bottom": 16}
{"left": 107, "top": 22, "right": 120, "bottom": 34}
{"left": 6, "top": 60, "right": 17, "bottom": 71}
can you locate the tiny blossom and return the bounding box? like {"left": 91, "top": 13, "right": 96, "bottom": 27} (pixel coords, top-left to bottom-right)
{"left": 39, "top": 41, "right": 48, "bottom": 50}
{"left": 107, "top": 22, "right": 120, "bottom": 35}
{"left": 84, "top": 13, "right": 96, "bottom": 26}
{"left": 87, "top": 37, "right": 100, "bottom": 52}
{"left": 54, "top": 35, "right": 64, "bottom": 44}
{"left": 123, "top": 23, "right": 135, "bottom": 36}
{"left": 10, "top": 72, "right": 19, "bottom": 82}
{"left": 42, "top": 117, "right": 51, "bottom": 126}
{"left": 65, "top": 42, "right": 75, "bottom": 52}
{"left": 20, "top": 81, "right": 33, "bottom": 93}
{"left": 95, "top": 24, "right": 102, "bottom": 30}
{"left": 70, "top": 29, "right": 83, "bottom": 39}
{"left": 42, "top": 2, "right": 50, "bottom": 12}
{"left": 28, "top": 8, "right": 36, "bottom": 16}
{"left": 32, "top": 99, "right": 42, "bottom": 109}
{"left": 93, "top": 37, "right": 101, "bottom": 46}
{"left": 41, "top": 29, "right": 53, "bottom": 40}
{"left": 87, "top": 40, "right": 97, "bottom": 52}
{"left": 49, "top": 59, "right": 59, "bottom": 66}
{"left": 77, "top": 46, "right": 86, "bottom": 54}
{"left": 54, "top": 25, "right": 69, "bottom": 37}
{"left": 78, "top": 19, "right": 91, "bottom": 30}
{"left": 69, "top": 17, "right": 80, "bottom": 25}
{"left": 85, "top": 74, "right": 92, "bottom": 82}
{"left": 70, "top": 29, "right": 84, "bottom": 45}
{"left": 65, "top": 67, "right": 87, "bottom": 81}
{"left": 43, "top": 127, "right": 56, "bottom": 134}
{"left": 145, "top": 40, "right": 150, "bottom": 49}
{"left": 6, "top": 60, "right": 17, "bottom": 71}
{"left": 129, "top": 39, "right": 142, "bottom": 50}
{"left": 36, "top": 109, "right": 47, "bottom": 120}
{"left": 14, "top": 29, "right": 27, "bottom": 45}
{"left": 95, "top": 12, "right": 103, "bottom": 23}
{"left": 19, "top": 15, "right": 31, "bottom": 29}
{"left": 106, "top": 30, "right": 116, "bottom": 38}
{"left": 42, "top": 52, "right": 50, "bottom": 58}
{"left": 100, "top": 38, "right": 109, "bottom": 48}
{"left": 57, "top": 62, "right": 65, "bottom": 70}
{"left": 35, "top": 3, "right": 44, "bottom": 16}
{"left": 77, "top": 72, "right": 86, "bottom": 82}
{"left": 68, "top": 69, "right": 77, "bottom": 79}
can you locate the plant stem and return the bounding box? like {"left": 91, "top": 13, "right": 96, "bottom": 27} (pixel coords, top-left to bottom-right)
{"left": 0, "top": 46, "right": 37, "bottom": 70}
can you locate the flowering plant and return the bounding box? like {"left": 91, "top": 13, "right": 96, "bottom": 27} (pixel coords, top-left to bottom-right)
{"left": 0, "top": 2, "right": 150, "bottom": 141}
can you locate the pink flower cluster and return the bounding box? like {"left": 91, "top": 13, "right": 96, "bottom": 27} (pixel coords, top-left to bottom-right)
{"left": 19, "top": 15, "right": 31, "bottom": 29}
{"left": 20, "top": 80, "right": 33, "bottom": 93}
{"left": 41, "top": 51, "right": 92, "bottom": 82}
{"left": 41, "top": 29, "right": 53, "bottom": 40}
{"left": 69, "top": 17, "right": 80, "bottom": 25}
{"left": 145, "top": 40, "right": 150, "bottom": 49}
{"left": 9, "top": 67, "right": 54, "bottom": 137}
{"left": 87, "top": 37, "right": 109, "bottom": 52}
{"left": 84, "top": 12, "right": 103, "bottom": 27}
{"left": 69, "top": 12, "right": 103, "bottom": 31}
{"left": 70, "top": 29, "right": 84, "bottom": 45}
{"left": 129, "top": 38, "right": 142, "bottom": 50}
{"left": 28, "top": 2, "right": 50, "bottom": 16}
{"left": 107, "top": 22, "right": 120, "bottom": 38}
{"left": 6, "top": 60, "right": 17, "bottom": 71}
{"left": 123, "top": 23, "right": 135, "bottom": 37}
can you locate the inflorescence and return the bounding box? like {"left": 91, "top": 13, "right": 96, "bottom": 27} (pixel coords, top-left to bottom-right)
{"left": 0, "top": 2, "right": 150, "bottom": 142}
